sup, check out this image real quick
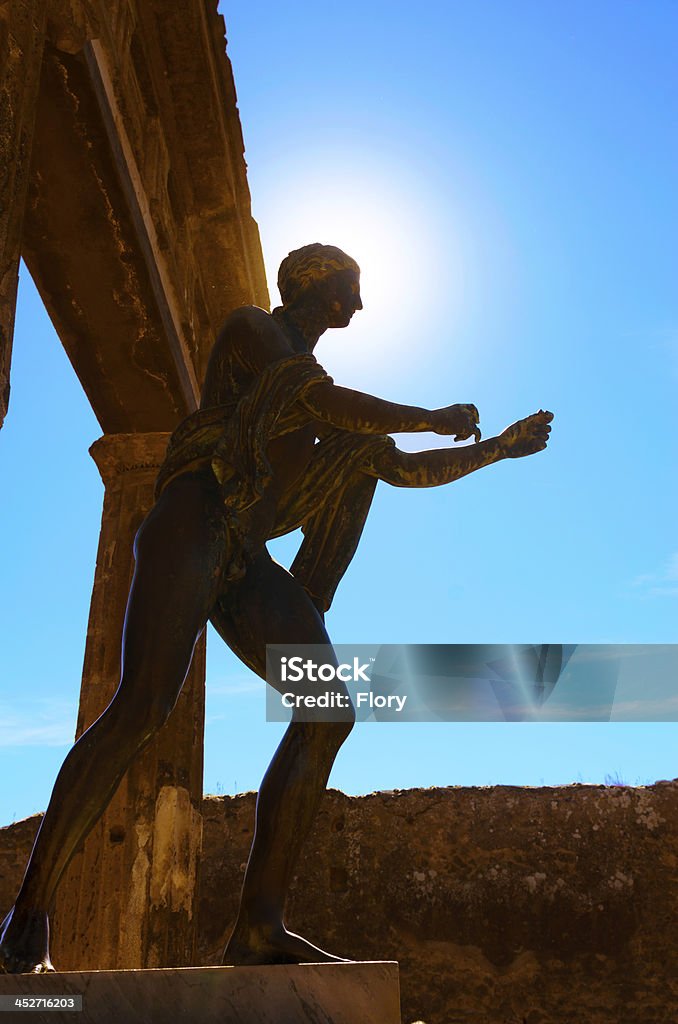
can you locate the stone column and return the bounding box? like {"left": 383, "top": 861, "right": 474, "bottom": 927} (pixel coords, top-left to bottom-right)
{"left": 0, "top": 0, "right": 48, "bottom": 429}
{"left": 52, "top": 433, "right": 206, "bottom": 971}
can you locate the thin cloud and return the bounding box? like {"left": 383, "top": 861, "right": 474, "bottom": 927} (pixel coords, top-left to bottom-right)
{"left": 632, "top": 552, "right": 678, "bottom": 598}
{"left": 611, "top": 695, "right": 678, "bottom": 721}
{"left": 1, "top": 678, "right": 263, "bottom": 748}
{"left": 208, "top": 676, "right": 262, "bottom": 697}
{"left": 0, "top": 699, "right": 76, "bottom": 747}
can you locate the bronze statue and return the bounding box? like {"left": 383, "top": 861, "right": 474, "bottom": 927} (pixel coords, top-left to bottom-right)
{"left": 0, "top": 243, "right": 552, "bottom": 973}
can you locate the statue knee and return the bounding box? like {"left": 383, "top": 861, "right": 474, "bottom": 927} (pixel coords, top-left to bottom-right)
{"left": 142, "top": 693, "right": 178, "bottom": 736}
{"left": 320, "top": 711, "right": 356, "bottom": 749}
{"left": 333, "top": 695, "right": 356, "bottom": 744}
{"left": 335, "top": 714, "right": 355, "bottom": 746}
{"left": 295, "top": 709, "right": 354, "bottom": 753}
{"left": 114, "top": 688, "right": 178, "bottom": 747}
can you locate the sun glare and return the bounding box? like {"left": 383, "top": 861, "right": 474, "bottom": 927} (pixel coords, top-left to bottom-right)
{"left": 265, "top": 181, "right": 434, "bottom": 313}
{"left": 259, "top": 170, "right": 464, "bottom": 377}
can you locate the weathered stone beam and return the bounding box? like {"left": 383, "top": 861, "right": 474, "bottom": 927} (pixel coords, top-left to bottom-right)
{"left": 84, "top": 0, "right": 269, "bottom": 380}
{"left": 0, "top": 0, "right": 48, "bottom": 430}
{"left": 83, "top": 37, "right": 201, "bottom": 411}
{"left": 20, "top": 2, "right": 268, "bottom": 430}
{"left": 133, "top": 1, "right": 270, "bottom": 328}
{"left": 22, "top": 43, "right": 196, "bottom": 433}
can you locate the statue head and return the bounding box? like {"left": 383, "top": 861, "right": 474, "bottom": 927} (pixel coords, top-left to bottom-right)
{"left": 278, "top": 243, "right": 362, "bottom": 327}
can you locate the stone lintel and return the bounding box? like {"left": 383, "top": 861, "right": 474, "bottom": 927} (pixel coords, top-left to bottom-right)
{"left": 23, "top": 42, "right": 195, "bottom": 433}
{"left": 0, "top": 962, "right": 402, "bottom": 1024}
{"left": 0, "top": 0, "right": 48, "bottom": 430}
{"left": 21, "top": 1, "right": 268, "bottom": 434}
{"left": 83, "top": 37, "right": 202, "bottom": 410}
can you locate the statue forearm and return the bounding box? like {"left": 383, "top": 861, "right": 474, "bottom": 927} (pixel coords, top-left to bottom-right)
{"left": 300, "top": 383, "right": 483, "bottom": 441}
{"left": 367, "top": 437, "right": 506, "bottom": 488}
{"left": 300, "top": 382, "right": 435, "bottom": 434}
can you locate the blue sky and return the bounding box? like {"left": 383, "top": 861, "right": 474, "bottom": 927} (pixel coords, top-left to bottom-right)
{"left": 1, "top": 1, "right": 677, "bottom": 824}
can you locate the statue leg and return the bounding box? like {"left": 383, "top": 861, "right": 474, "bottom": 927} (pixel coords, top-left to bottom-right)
{"left": 210, "top": 551, "right": 355, "bottom": 965}
{"left": 0, "top": 474, "right": 227, "bottom": 974}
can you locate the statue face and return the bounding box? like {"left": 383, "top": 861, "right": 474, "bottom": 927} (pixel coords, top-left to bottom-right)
{"left": 322, "top": 268, "right": 363, "bottom": 328}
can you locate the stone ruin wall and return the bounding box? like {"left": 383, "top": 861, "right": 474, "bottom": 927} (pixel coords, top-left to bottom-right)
{"left": 2, "top": 783, "right": 677, "bottom": 1024}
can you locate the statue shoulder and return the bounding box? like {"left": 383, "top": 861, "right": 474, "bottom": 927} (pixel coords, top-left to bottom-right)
{"left": 226, "top": 304, "right": 272, "bottom": 328}
{"left": 202, "top": 308, "right": 295, "bottom": 407}
{"left": 215, "top": 304, "right": 271, "bottom": 347}
{"left": 216, "top": 304, "right": 293, "bottom": 371}
{"left": 219, "top": 304, "right": 283, "bottom": 344}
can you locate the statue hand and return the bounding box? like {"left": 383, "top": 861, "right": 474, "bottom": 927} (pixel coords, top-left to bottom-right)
{"left": 498, "top": 410, "right": 553, "bottom": 458}
{"left": 431, "top": 403, "right": 481, "bottom": 442}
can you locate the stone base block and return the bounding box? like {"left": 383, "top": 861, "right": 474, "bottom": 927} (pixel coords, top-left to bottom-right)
{"left": 0, "top": 961, "right": 401, "bottom": 1023}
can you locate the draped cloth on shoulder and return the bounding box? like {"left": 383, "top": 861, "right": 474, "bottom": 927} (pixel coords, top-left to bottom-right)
{"left": 155, "top": 353, "right": 394, "bottom": 611}
{"left": 155, "top": 354, "right": 328, "bottom": 502}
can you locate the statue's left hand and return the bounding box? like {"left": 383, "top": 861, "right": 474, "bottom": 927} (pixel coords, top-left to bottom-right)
{"left": 498, "top": 409, "right": 553, "bottom": 457}
{"left": 430, "top": 403, "right": 481, "bottom": 442}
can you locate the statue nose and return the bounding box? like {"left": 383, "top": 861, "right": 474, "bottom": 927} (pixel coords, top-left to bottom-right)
{"left": 355, "top": 295, "right": 363, "bottom": 311}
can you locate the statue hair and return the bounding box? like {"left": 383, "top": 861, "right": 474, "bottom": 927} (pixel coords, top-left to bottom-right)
{"left": 278, "top": 243, "right": 360, "bottom": 304}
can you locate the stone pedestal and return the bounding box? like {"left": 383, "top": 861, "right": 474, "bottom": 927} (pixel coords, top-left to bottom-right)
{"left": 0, "top": 962, "right": 401, "bottom": 1024}
{"left": 51, "top": 433, "right": 206, "bottom": 972}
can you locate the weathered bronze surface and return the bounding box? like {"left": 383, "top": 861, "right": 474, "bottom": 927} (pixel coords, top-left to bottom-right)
{"left": 0, "top": 243, "right": 552, "bottom": 973}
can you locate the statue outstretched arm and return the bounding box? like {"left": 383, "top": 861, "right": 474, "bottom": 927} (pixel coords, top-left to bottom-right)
{"left": 301, "top": 382, "right": 481, "bottom": 440}
{"left": 368, "top": 410, "right": 554, "bottom": 488}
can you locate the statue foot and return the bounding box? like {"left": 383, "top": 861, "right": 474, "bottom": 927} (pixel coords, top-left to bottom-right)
{"left": 222, "top": 922, "right": 351, "bottom": 967}
{"left": 0, "top": 907, "right": 55, "bottom": 974}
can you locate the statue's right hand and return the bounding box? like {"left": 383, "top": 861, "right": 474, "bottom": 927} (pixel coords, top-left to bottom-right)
{"left": 498, "top": 410, "right": 554, "bottom": 458}
{"left": 430, "top": 403, "right": 481, "bottom": 442}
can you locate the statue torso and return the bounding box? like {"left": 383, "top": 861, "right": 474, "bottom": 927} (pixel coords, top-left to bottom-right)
{"left": 200, "top": 306, "right": 322, "bottom": 544}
